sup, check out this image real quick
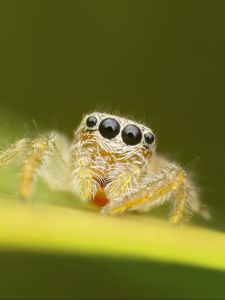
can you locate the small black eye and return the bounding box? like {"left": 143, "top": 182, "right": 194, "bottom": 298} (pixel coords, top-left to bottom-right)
{"left": 144, "top": 132, "right": 155, "bottom": 144}
{"left": 122, "top": 124, "right": 142, "bottom": 146}
{"left": 99, "top": 118, "right": 120, "bottom": 139}
{"left": 86, "top": 116, "right": 97, "bottom": 128}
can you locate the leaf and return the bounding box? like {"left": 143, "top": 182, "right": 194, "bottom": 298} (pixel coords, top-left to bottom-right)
{"left": 0, "top": 199, "right": 224, "bottom": 272}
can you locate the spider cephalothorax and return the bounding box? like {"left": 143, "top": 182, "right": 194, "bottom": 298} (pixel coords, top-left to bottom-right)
{"left": 0, "top": 112, "right": 209, "bottom": 225}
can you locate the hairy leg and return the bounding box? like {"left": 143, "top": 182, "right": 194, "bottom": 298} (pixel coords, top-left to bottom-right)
{"left": 71, "top": 154, "right": 97, "bottom": 201}
{"left": 104, "top": 163, "right": 142, "bottom": 202}
{"left": 41, "top": 133, "right": 71, "bottom": 192}
{"left": 102, "top": 160, "right": 208, "bottom": 225}
{"left": 19, "top": 135, "right": 55, "bottom": 199}
{"left": 0, "top": 133, "right": 71, "bottom": 199}
{"left": 70, "top": 139, "right": 101, "bottom": 202}
{"left": 0, "top": 138, "right": 30, "bottom": 166}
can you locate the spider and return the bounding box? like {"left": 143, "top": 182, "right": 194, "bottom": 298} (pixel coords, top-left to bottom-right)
{"left": 0, "top": 112, "right": 209, "bottom": 225}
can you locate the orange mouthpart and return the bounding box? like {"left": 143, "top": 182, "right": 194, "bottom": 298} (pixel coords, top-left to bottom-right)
{"left": 92, "top": 188, "right": 109, "bottom": 207}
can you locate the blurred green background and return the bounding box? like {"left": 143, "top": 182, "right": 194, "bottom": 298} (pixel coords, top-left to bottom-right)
{"left": 0, "top": 0, "right": 225, "bottom": 298}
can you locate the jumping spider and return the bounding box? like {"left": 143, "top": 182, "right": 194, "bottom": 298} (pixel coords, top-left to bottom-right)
{"left": 0, "top": 112, "right": 209, "bottom": 225}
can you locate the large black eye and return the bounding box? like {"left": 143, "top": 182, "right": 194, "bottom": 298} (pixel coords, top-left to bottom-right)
{"left": 99, "top": 118, "right": 120, "bottom": 139}
{"left": 122, "top": 124, "right": 142, "bottom": 146}
{"left": 144, "top": 132, "right": 155, "bottom": 144}
{"left": 86, "top": 116, "right": 97, "bottom": 128}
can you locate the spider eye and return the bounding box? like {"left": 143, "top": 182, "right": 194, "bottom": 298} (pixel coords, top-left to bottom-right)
{"left": 144, "top": 132, "right": 155, "bottom": 145}
{"left": 86, "top": 116, "right": 97, "bottom": 128}
{"left": 122, "top": 124, "right": 142, "bottom": 146}
{"left": 99, "top": 118, "right": 120, "bottom": 139}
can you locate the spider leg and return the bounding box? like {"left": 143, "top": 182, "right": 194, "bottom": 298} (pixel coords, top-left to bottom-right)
{"left": 0, "top": 132, "right": 70, "bottom": 200}
{"left": 102, "top": 162, "right": 208, "bottom": 225}
{"left": 71, "top": 154, "right": 98, "bottom": 202}
{"left": 104, "top": 164, "right": 142, "bottom": 202}
{"left": 0, "top": 138, "right": 30, "bottom": 166}
{"left": 19, "top": 134, "right": 55, "bottom": 199}
{"left": 19, "top": 132, "right": 72, "bottom": 199}
{"left": 41, "top": 133, "right": 71, "bottom": 192}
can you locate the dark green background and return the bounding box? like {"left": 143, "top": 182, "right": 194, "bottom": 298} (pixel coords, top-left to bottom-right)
{"left": 0, "top": 250, "right": 225, "bottom": 299}
{"left": 0, "top": 1, "right": 225, "bottom": 298}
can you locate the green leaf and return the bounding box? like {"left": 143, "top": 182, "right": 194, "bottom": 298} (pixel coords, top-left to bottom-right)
{"left": 0, "top": 200, "right": 224, "bottom": 272}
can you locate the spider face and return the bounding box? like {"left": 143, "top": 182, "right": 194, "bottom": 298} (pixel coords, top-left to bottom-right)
{"left": 79, "top": 112, "right": 155, "bottom": 157}
{"left": 72, "top": 112, "right": 156, "bottom": 203}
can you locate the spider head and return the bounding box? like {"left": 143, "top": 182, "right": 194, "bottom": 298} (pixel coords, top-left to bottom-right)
{"left": 77, "top": 112, "right": 156, "bottom": 165}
